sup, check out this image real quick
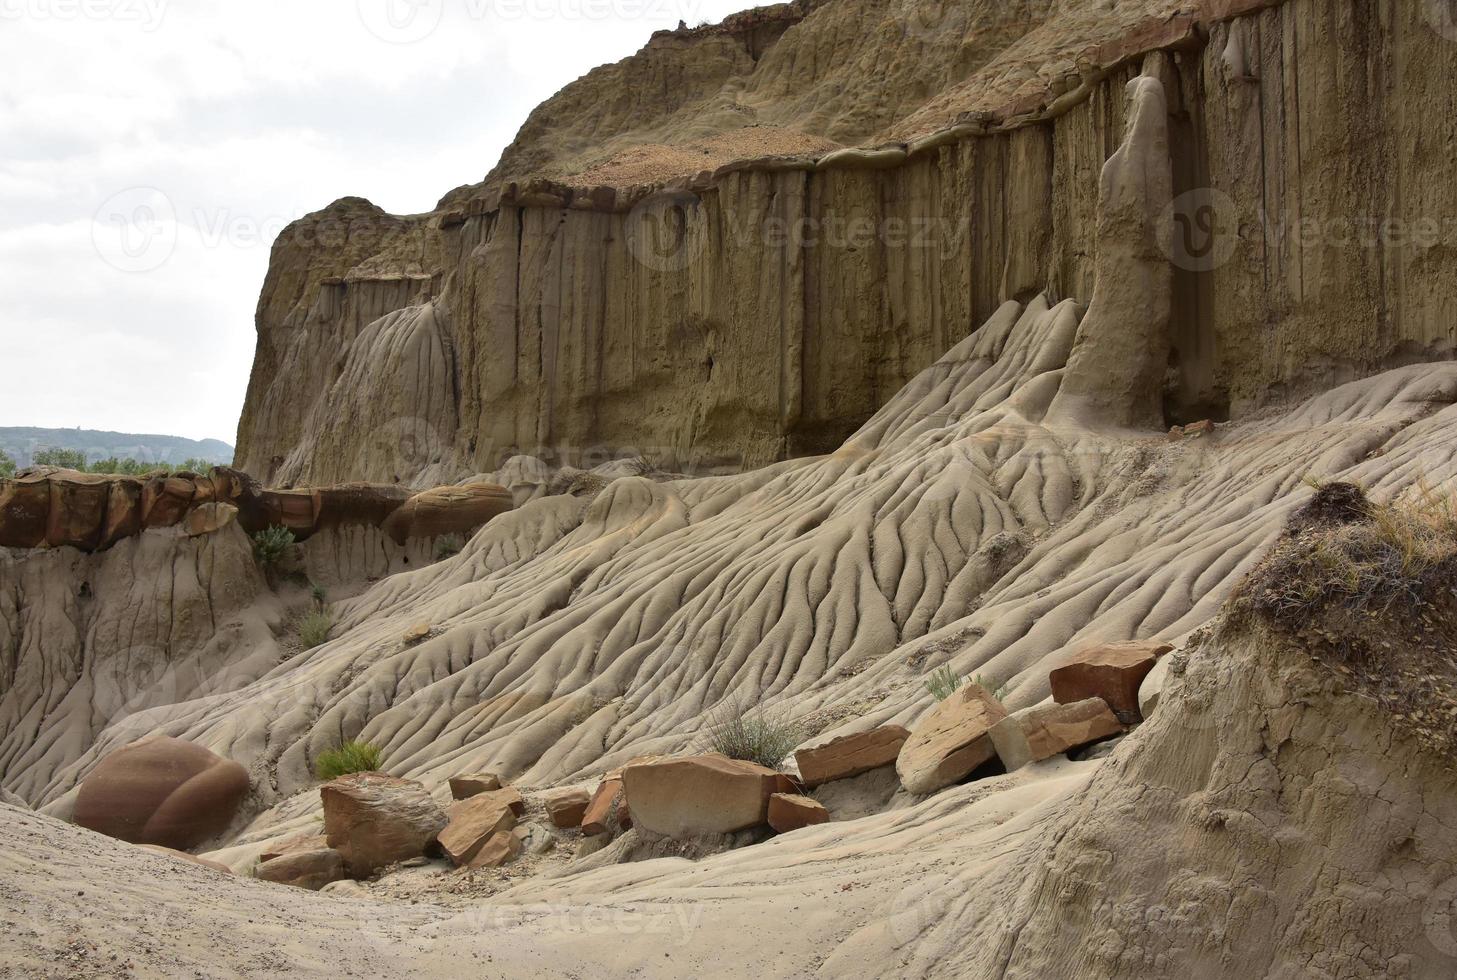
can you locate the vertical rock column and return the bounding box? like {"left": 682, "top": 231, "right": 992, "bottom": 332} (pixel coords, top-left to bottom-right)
{"left": 1048, "top": 72, "right": 1174, "bottom": 430}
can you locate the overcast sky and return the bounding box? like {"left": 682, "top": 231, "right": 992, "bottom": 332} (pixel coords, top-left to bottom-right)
{"left": 0, "top": 0, "right": 751, "bottom": 445}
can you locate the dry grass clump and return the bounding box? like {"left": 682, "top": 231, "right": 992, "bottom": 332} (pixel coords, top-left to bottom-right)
{"left": 704, "top": 698, "right": 802, "bottom": 770}
{"left": 1242, "top": 480, "right": 1457, "bottom": 755}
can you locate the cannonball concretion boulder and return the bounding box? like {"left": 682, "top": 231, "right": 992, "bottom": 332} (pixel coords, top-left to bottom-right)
{"left": 320, "top": 772, "right": 447, "bottom": 878}
{"left": 74, "top": 737, "right": 250, "bottom": 849}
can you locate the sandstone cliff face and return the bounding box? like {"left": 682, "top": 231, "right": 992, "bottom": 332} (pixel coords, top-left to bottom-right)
{"left": 235, "top": 0, "right": 1457, "bottom": 491}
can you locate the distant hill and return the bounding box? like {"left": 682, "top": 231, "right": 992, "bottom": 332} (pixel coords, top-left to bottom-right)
{"left": 0, "top": 427, "right": 234, "bottom": 467}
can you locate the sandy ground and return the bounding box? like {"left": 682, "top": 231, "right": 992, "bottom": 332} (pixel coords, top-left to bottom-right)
{"left": 0, "top": 760, "right": 1092, "bottom": 979}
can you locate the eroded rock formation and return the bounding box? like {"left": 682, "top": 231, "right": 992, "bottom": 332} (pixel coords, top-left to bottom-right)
{"left": 236, "top": 0, "right": 1457, "bottom": 486}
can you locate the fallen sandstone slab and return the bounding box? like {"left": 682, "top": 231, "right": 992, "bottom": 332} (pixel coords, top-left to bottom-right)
{"left": 1049, "top": 641, "right": 1172, "bottom": 723}
{"left": 896, "top": 684, "right": 1009, "bottom": 794}
{"left": 256, "top": 848, "right": 347, "bottom": 890}
{"left": 989, "top": 698, "right": 1124, "bottom": 771}
{"left": 621, "top": 754, "right": 783, "bottom": 839}
{"left": 438, "top": 794, "right": 518, "bottom": 866}
{"left": 320, "top": 772, "right": 447, "bottom": 878}
{"left": 794, "top": 726, "right": 909, "bottom": 788}
{"left": 767, "top": 793, "right": 829, "bottom": 833}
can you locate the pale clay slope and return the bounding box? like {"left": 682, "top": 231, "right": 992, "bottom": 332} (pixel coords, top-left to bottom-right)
{"left": 7, "top": 70, "right": 1457, "bottom": 976}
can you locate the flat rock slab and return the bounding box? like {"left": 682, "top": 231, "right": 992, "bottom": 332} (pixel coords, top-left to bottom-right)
{"left": 138, "top": 845, "right": 233, "bottom": 875}
{"left": 580, "top": 778, "right": 630, "bottom": 836}
{"left": 795, "top": 726, "right": 910, "bottom": 788}
{"left": 439, "top": 795, "right": 518, "bottom": 866}
{"left": 990, "top": 698, "right": 1123, "bottom": 770}
{"left": 1050, "top": 641, "right": 1171, "bottom": 722}
{"left": 622, "top": 754, "right": 782, "bottom": 839}
{"left": 74, "top": 736, "right": 250, "bottom": 851}
{"left": 320, "top": 772, "right": 447, "bottom": 878}
{"left": 896, "top": 685, "right": 1008, "bottom": 794}
{"left": 466, "top": 827, "right": 525, "bottom": 869}
{"left": 448, "top": 773, "right": 502, "bottom": 799}
{"left": 540, "top": 788, "right": 592, "bottom": 829}
{"left": 767, "top": 793, "right": 829, "bottom": 833}
{"left": 256, "top": 848, "right": 347, "bottom": 891}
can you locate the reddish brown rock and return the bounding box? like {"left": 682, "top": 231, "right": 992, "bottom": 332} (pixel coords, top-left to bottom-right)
{"left": 141, "top": 476, "right": 196, "bottom": 527}
{"left": 621, "top": 755, "right": 782, "bottom": 838}
{"left": 896, "top": 684, "right": 1009, "bottom": 794}
{"left": 258, "top": 833, "right": 330, "bottom": 864}
{"left": 256, "top": 488, "right": 321, "bottom": 535}
{"left": 1049, "top": 641, "right": 1172, "bottom": 723}
{"left": 0, "top": 475, "right": 51, "bottom": 548}
{"left": 465, "top": 827, "right": 525, "bottom": 869}
{"left": 541, "top": 787, "right": 592, "bottom": 829}
{"left": 46, "top": 472, "right": 110, "bottom": 550}
{"left": 580, "top": 777, "right": 630, "bottom": 836}
{"left": 256, "top": 848, "right": 347, "bottom": 890}
{"left": 100, "top": 478, "right": 144, "bottom": 548}
{"left": 448, "top": 773, "right": 502, "bottom": 799}
{"left": 381, "top": 483, "right": 512, "bottom": 545}
{"left": 990, "top": 698, "right": 1124, "bottom": 770}
{"left": 138, "top": 844, "right": 234, "bottom": 874}
{"left": 183, "top": 502, "right": 239, "bottom": 537}
{"left": 74, "top": 737, "right": 250, "bottom": 850}
{"left": 767, "top": 793, "right": 829, "bottom": 833}
{"left": 794, "top": 726, "right": 910, "bottom": 788}
{"left": 320, "top": 772, "right": 447, "bottom": 877}
{"left": 438, "top": 794, "right": 518, "bottom": 866}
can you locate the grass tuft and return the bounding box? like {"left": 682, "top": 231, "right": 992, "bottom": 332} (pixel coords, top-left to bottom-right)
{"left": 314, "top": 739, "right": 383, "bottom": 781}
{"left": 705, "top": 698, "right": 802, "bottom": 769}
{"left": 926, "top": 664, "right": 963, "bottom": 701}
{"left": 296, "top": 611, "right": 332, "bottom": 649}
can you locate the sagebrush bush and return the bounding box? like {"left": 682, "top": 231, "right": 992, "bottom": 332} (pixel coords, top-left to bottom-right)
{"left": 296, "top": 611, "right": 332, "bottom": 649}
{"left": 314, "top": 739, "right": 383, "bottom": 780}
{"left": 252, "top": 525, "right": 295, "bottom": 566}
{"left": 435, "top": 534, "right": 464, "bottom": 560}
{"left": 705, "top": 699, "right": 802, "bottom": 769}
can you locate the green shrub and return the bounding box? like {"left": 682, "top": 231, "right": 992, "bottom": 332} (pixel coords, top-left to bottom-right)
{"left": 435, "top": 534, "right": 464, "bottom": 560}
{"left": 0, "top": 450, "right": 14, "bottom": 478}
{"left": 252, "top": 525, "right": 295, "bottom": 566}
{"left": 314, "top": 739, "right": 383, "bottom": 781}
{"left": 926, "top": 664, "right": 963, "bottom": 701}
{"left": 706, "top": 699, "right": 802, "bottom": 769}
{"left": 296, "top": 611, "right": 332, "bottom": 649}
{"left": 31, "top": 447, "right": 86, "bottom": 470}
{"left": 309, "top": 582, "right": 327, "bottom": 608}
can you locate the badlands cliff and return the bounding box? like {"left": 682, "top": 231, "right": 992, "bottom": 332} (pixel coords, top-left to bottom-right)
{"left": 4, "top": 0, "right": 1457, "bottom": 978}
{"left": 236, "top": 0, "right": 1457, "bottom": 487}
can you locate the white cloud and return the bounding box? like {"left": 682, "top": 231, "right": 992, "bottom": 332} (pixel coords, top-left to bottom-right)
{"left": 0, "top": 0, "right": 753, "bottom": 445}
